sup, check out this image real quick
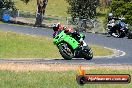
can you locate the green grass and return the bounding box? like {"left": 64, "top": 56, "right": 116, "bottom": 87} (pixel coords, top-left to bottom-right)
{"left": 0, "top": 69, "right": 131, "bottom": 88}
{"left": 0, "top": 31, "right": 60, "bottom": 58}
{"left": 12, "top": 0, "right": 70, "bottom": 26}
{"left": 0, "top": 30, "right": 113, "bottom": 58}
{"left": 13, "top": 0, "right": 110, "bottom": 18}
{"left": 13, "top": 0, "right": 69, "bottom": 17}
{"left": 91, "top": 45, "right": 113, "bottom": 56}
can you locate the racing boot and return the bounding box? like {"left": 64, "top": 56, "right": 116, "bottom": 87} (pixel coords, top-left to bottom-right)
{"left": 79, "top": 38, "right": 87, "bottom": 46}
{"left": 112, "top": 33, "right": 119, "bottom": 37}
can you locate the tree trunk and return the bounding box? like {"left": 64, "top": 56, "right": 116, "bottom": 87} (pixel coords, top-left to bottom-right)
{"left": 34, "top": 0, "right": 48, "bottom": 27}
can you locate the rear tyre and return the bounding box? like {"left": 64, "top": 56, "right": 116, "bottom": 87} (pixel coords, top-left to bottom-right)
{"left": 83, "top": 47, "right": 93, "bottom": 60}
{"left": 58, "top": 43, "right": 73, "bottom": 60}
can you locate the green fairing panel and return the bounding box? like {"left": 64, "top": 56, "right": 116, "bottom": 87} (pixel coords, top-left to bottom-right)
{"left": 53, "top": 30, "right": 79, "bottom": 49}
{"left": 53, "top": 30, "right": 65, "bottom": 44}
{"left": 63, "top": 35, "right": 79, "bottom": 49}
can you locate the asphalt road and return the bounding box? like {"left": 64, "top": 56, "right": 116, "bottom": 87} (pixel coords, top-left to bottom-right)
{"left": 0, "top": 23, "right": 132, "bottom": 65}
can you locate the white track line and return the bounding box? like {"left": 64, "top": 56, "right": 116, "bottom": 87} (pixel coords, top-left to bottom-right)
{"left": 94, "top": 47, "right": 126, "bottom": 58}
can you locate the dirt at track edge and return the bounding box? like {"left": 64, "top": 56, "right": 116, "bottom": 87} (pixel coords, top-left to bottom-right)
{"left": 0, "top": 63, "right": 132, "bottom": 72}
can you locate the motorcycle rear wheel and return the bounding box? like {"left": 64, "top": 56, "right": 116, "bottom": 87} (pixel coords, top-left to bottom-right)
{"left": 83, "top": 47, "right": 93, "bottom": 60}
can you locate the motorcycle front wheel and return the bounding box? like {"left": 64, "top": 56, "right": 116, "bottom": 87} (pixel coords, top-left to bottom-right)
{"left": 127, "top": 30, "right": 132, "bottom": 39}
{"left": 58, "top": 43, "right": 74, "bottom": 60}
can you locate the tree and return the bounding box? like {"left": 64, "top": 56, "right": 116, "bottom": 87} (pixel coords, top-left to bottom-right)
{"left": 66, "top": 0, "right": 99, "bottom": 19}
{"left": 0, "top": 0, "right": 16, "bottom": 10}
{"left": 99, "top": 0, "right": 112, "bottom": 7}
{"left": 21, "top": 0, "right": 48, "bottom": 27}
{"left": 111, "top": 0, "right": 132, "bottom": 25}
{"left": 34, "top": 0, "right": 48, "bottom": 26}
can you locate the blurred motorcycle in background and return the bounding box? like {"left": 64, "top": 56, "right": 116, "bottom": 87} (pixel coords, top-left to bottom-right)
{"left": 107, "top": 18, "right": 132, "bottom": 39}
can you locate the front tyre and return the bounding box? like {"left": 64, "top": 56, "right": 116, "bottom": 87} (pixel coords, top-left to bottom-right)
{"left": 127, "top": 30, "right": 132, "bottom": 39}
{"left": 58, "top": 43, "right": 73, "bottom": 60}
{"left": 118, "top": 32, "right": 125, "bottom": 38}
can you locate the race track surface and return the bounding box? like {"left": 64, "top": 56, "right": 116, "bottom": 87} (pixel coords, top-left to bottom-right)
{"left": 0, "top": 24, "right": 132, "bottom": 65}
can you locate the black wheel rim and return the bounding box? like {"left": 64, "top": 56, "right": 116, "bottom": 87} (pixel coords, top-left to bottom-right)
{"left": 60, "top": 44, "right": 73, "bottom": 57}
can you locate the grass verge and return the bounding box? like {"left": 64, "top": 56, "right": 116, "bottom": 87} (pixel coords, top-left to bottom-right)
{"left": 0, "top": 30, "right": 113, "bottom": 58}
{"left": 0, "top": 68, "right": 131, "bottom": 88}
{"left": 13, "top": 0, "right": 69, "bottom": 17}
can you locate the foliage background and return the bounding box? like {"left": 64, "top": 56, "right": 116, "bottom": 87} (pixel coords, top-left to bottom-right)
{"left": 110, "top": 0, "right": 132, "bottom": 25}
{"left": 66, "top": 0, "right": 99, "bottom": 19}
{"left": 0, "top": 0, "right": 16, "bottom": 10}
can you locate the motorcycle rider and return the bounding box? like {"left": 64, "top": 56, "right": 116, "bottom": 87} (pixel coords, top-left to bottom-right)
{"left": 107, "top": 13, "right": 121, "bottom": 37}
{"left": 108, "top": 13, "right": 119, "bottom": 22}
{"left": 52, "top": 23, "right": 87, "bottom": 46}
{"left": 108, "top": 13, "right": 113, "bottom": 22}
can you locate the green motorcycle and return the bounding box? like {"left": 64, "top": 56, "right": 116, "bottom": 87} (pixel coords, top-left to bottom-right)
{"left": 53, "top": 30, "right": 93, "bottom": 60}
